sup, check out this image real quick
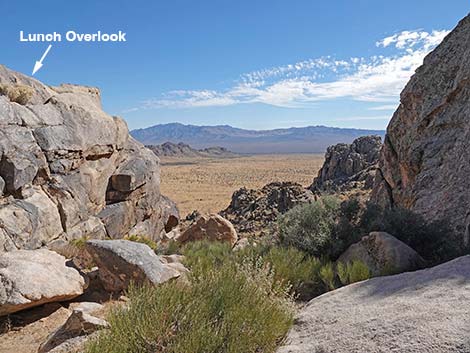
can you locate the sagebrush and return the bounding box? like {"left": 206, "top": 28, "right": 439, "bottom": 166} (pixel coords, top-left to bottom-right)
{"left": 86, "top": 258, "right": 294, "bottom": 353}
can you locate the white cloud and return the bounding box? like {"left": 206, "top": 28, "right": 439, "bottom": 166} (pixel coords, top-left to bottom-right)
{"left": 376, "top": 29, "right": 449, "bottom": 50}
{"left": 369, "top": 104, "right": 398, "bottom": 111}
{"left": 145, "top": 90, "right": 237, "bottom": 108}
{"left": 141, "top": 29, "right": 450, "bottom": 110}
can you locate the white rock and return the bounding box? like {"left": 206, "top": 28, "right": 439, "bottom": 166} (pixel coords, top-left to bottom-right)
{"left": 278, "top": 256, "right": 470, "bottom": 353}
{"left": 0, "top": 249, "right": 87, "bottom": 316}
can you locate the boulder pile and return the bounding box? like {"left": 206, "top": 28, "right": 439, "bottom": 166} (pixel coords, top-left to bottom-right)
{"left": 311, "top": 135, "right": 382, "bottom": 193}
{"left": 220, "top": 182, "right": 315, "bottom": 237}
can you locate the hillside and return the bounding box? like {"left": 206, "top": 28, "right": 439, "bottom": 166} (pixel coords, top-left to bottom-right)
{"left": 147, "top": 142, "right": 238, "bottom": 158}
{"left": 131, "top": 123, "right": 385, "bottom": 154}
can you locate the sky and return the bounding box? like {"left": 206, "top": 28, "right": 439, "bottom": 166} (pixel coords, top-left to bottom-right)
{"left": 1, "top": 0, "right": 469, "bottom": 130}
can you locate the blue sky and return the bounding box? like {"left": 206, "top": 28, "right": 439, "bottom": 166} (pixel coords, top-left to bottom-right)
{"left": 1, "top": 1, "right": 468, "bottom": 130}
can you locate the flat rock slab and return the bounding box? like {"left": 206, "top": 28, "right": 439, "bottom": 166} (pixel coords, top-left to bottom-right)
{"left": 85, "top": 239, "right": 181, "bottom": 292}
{"left": 0, "top": 249, "right": 87, "bottom": 316}
{"left": 278, "top": 256, "right": 470, "bottom": 353}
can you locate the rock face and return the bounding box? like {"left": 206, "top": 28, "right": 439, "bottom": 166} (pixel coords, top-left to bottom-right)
{"left": 178, "top": 214, "right": 238, "bottom": 246}
{"left": 371, "top": 15, "right": 470, "bottom": 243}
{"left": 338, "top": 232, "right": 425, "bottom": 276}
{"left": 85, "top": 239, "right": 181, "bottom": 292}
{"left": 278, "top": 255, "right": 470, "bottom": 353}
{"left": 0, "top": 65, "right": 177, "bottom": 251}
{"left": 311, "top": 135, "right": 382, "bottom": 193}
{"left": 0, "top": 249, "right": 86, "bottom": 316}
{"left": 221, "top": 182, "right": 315, "bottom": 236}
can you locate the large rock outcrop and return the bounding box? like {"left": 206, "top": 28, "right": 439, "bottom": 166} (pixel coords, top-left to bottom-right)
{"left": 278, "top": 255, "right": 470, "bottom": 353}
{"left": 311, "top": 135, "right": 382, "bottom": 193}
{"left": 0, "top": 65, "right": 177, "bottom": 251}
{"left": 371, "top": 15, "right": 470, "bottom": 243}
{"left": 220, "top": 182, "right": 315, "bottom": 236}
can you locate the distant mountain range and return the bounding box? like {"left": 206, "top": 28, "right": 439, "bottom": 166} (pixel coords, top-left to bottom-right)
{"left": 146, "top": 142, "right": 238, "bottom": 158}
{"left": 131, "top": 123, "right": 385, "bottom": 154}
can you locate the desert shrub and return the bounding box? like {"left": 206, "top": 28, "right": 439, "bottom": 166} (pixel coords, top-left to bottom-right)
{"left": 333, "top": 199, "right": 364, "bottom": 257}
{"left": 292, "top": 197, "right": 463, "bottom": 266}
{"left": 337, "top": 260, "right": 371, "bottom": 285}
{"left": 319, "top": 262, "right": 336, "bottom": 290}
{"left": 124, "top": 234, "right": 158, "bottom": 251}
{"left": 156, "top": 239, "right": 182, "bottom": 255}
{"left": 183, "top": 240, "right": 324, "bottom": 297}
{"left": 181, "top": 240, "right": 233, "bottom": 275}
{"left": 360, "top": 203, "right": 462, "bottom": 265}
{"left": 86, "top": 260, "right": 294, "bottom": 353}
{"left": 260, "top": 246, "right": 323, "bottom": 295}
{"left": 278, "top": 197, "right": 341, "bottom": 258}
{"left": 0, "top": 84, "right": 33, "bottom": 105}
{"left": 69, "top": 236, "right": 89, "bottom": 248}
{"left": 336, "top": 261, "right": 348, "bottom": 286}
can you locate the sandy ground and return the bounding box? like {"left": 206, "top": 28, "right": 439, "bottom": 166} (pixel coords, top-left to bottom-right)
{"left": 159, "top": 154, "right": 324, "bottom": 217}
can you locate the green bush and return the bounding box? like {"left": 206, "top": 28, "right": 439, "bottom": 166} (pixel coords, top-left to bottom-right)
{"left": 286, "top": 197, "right": 463, "bottom": 266}
{"left": 69, "top": 236, "right": 89, "bottom": 249}
{"left": 181, "top": 240, "right": 233, "bottom": 275}
{"left": 277, "top": 197, "right": 364, "bottom": 261}
{"left": 337, "top": 260, "right": 371, "bottom": 285}
{"left": 278, "top": 197, "right": 341, "bottom": 258}
{"left": 183, "top": 241, "right": 325, "bottom": 298}
{"left": 319, "top": 262, "right": 336, "bottom": 290}
{"left": 360, "top": 203, "right": 462, "bottom": 265}
{"left": 86, "top": 260, "right": 294, "bottom": 353}
{"left": 259, "top": 246, "right": 322, "bottom": 296}
{"left": 333, "top": 199, "right": 364, "bottom": 257}
{"left": 336, "top": 261, "right": 348, "bottom": 285}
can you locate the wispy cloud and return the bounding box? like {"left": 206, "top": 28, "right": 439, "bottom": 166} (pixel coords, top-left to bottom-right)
{"left": 368, "top": 104, "right": 399, "bottom": 111}
{"left": 139, "top": 29, "right": 449, "bottom": 110}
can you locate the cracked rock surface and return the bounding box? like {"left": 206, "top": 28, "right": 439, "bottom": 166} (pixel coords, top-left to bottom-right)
{"left": 0, "top": 65, "right": 178, "bottom": 251}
